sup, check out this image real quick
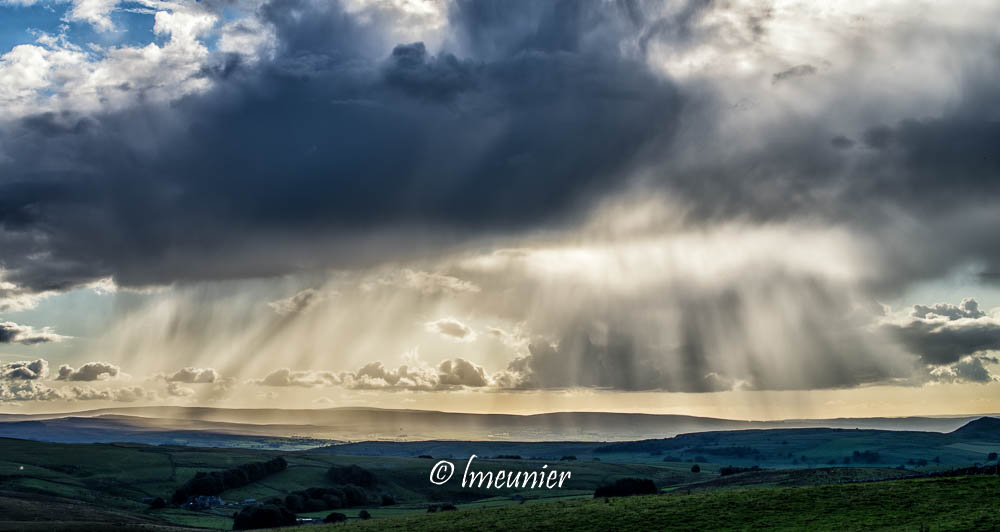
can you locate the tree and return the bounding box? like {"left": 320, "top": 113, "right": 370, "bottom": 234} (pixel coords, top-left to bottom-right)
{"left": 690, "top": 464, "right": 701, "bottom": 473}
{"left": 359, "top": 510, "right": 372, "bottom": 520}
{"left": 232, "top": 504, "right": 296, "bottom": 530}
{"left": 323, "top": 512, "right": 347, "bottom": 524}
{"left": 988, "top": 452, "right": 998, "bottom": 461}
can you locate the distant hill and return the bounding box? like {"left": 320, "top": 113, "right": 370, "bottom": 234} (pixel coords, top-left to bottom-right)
{"left": 0, "top": 407, "right": 996, "bottom": 446}
{"left": 951, "top": 417, "right": 1000, "bottom": 439}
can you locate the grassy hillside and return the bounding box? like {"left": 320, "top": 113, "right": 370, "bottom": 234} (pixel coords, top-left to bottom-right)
{"left": 0, "top": 438, "right": 702, "bottom": 529}
{"left": 334, "top": 474, "right": 1000, "bottom": 531}
{"left": 0, "top": 417, "right": 996, "bottom": 531}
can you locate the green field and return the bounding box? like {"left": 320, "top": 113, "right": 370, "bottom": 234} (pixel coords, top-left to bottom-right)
{"left": 334, "top": 475, "right": 1000, "bottom": 532}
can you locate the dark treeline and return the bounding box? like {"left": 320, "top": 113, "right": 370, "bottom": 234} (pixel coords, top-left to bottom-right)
{"left": 720, "top": 465, "right": 763, "bottom": 476}
{"left": 172, "top": 457, "right": 287, "bottom": 504}
{"left": 232, "top": 464, "right": 388, "bottom": 530}
{"left": 593, "top": 478, "right": 658, "bottom": 498}
{"left": 282, "top": 485, "right": 381, "bottom": 512}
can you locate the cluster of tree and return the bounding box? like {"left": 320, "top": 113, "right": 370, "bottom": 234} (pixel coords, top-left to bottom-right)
{"left": 327, "top": 464, "right": 377, "bottom": 489}
{"left": 324, "top": 512, "right": 347, "bottom": 524}
{"left": 427, "top": 504, "right": 458, "bottom": 513}
{"left": 560, "top": 456, "right": 577, "bottom": 461}
{"left": 226, "top": 463, "right": 385, "bottom": 530}
{"left": 282, "top": 486, "right": 379, "bottom": 513}
{"left": 593, "top": 478, "right": 657, "bottom": 498}
{"left": 494, "top": 455, "right": 522, "bottom": 460}
{"left": 719, "top": 465, "right": 762, "bottom": 476}
{"left": 172, "top": 457, "right": 287, "bottom": 504}
{"left": 919, "top": 463, "right": 998, "bottom": 478}
{"left": 988, "top": 452, "right": 998, "bottom": 461}
{"left": 907, "top": 458, "right": 929, "bottom": 466}
{"left": 687, "top": 446, "right": 760, "bottom": 458}
{"left": 232, "top": 504, "right": 296, "bottom": 530}
{"left": 850, "top": 450, "right": 881, "bottom": 464}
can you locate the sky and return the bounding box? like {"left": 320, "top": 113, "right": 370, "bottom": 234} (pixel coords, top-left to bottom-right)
{"left": 0, "top": 0, "right": 999, "bottom": 418}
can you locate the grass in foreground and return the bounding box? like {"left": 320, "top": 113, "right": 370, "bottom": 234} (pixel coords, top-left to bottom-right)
{"left": 317, "top": 474, "right": 1000, "bottom": 531}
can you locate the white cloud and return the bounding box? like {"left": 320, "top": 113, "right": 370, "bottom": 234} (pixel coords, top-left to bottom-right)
{"left": 255, "top": 368, "right": 341, "bottom": 387}
{"left": 162, "top": 366, "right": 220, "bottom": 384}
{"left": 0, "top": 321, "right": 67, "bottom": 345}
{"left": 0, "top": 380, "right": 63, "bottom": 402}
{"left": 166, "top": 381, "right": 195, "bottom": 397}
{"left": 425, "top": 317, "right": 476, "bottom": 342}
{"left": 268, "top": 288, "right": 325, "bottom": 316}
{"left": 363, "top": 269, "right": 481, "bottom": 295}
{"left": 56, "top": 361, "right": 120, "bottom": 381}
{"left": 68, "top": 384, "right": 154, "bottom": 402}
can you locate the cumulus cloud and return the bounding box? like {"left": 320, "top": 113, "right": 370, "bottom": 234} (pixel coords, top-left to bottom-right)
{"left": 68, "top": 385, "right": 155, "bottom": 402}
{"left": 339, "top": 362, "right": 436, "bottom": 390}
{"left": 56, "top": 361, "right": 121, "bottom": 381}
{"left": 256, "top": 368, "right": 341, "bottom": 387}
{"left": 0, "top": 281, "right": 50, "bottom": 313}
{"left": 268, "top": 288, "right": 325, "bottom": 316}
{"left": 436, "top": 358, "right": 488, "bottom": 387}
{"left": 929, "top": 356, "right": 998, "bottom": 384}
{"left": 0, "top": 359, "right": 49, "bottom": 380}
{"left": 162, "top": 367, "right": 220, "bottom": 384}
{"left": 0, "top": 380, "right": 63, "bottom": 402}
{"left": 425, "top": 317, "right": 476, "bottom": 342}
{"left": 256, "top": 357, "right": 492, "bottom": 391}
{"left": 166, "top": 382, "right": 196, "bottom": 397}
{"left": 911, "top": 298, "right": 986, "bottom": 320}
{"left": 882, "top": 300, "right": 1000, "bottom": 366}
{"left": 0, "top": 379, "right": 155, "bottom": 403}
{"left": 0, "top": 321, "right": 66, "bottom": 345}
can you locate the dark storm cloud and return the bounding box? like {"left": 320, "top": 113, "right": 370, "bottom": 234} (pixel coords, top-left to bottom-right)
{"left": 0, "top": 0, "right": 998, "bottom": 298}
{"left": 949, "top": 357, "right": 995, "bottom": 383}
{"left": 0, "top": 322, "right": 62, "bottom": 345}
{"left": 883, "top": 319, "right": 1000, "bottom": 366}
{"left": 880, "top": 299, "right": 1000, "bottom": 367}
{"left": 0, "top": 0, "right": 681, "bottom": 294}
{"left": 382, "top": 42, "right": 477, "bottom": 102}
